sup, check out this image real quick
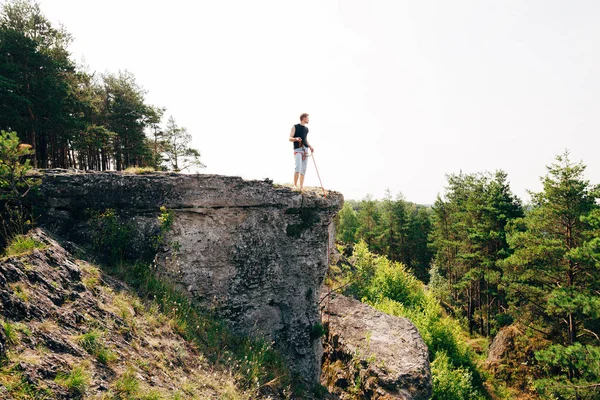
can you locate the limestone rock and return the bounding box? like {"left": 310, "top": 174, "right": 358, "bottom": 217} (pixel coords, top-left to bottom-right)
{"left": 486, "top": 326, "right": 518, "bottom": 370}
{"left": 34, "top": 171, "right": 343, "bottom": 384}
{"left": 321, "top": 291, "right": 432, "bottom": 399}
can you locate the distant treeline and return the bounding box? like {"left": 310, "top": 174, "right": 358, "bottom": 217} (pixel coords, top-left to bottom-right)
{"left": 337, "top": 152, "right": 600, "bottom": 398}
{"left": 0, "top": 0, "right": 202, "bottom": 171}
{"left": 336, "top": 192, "right": 433, "bottom": 282}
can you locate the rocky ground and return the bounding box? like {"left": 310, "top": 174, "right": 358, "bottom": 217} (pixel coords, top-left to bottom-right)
{"left": 0, "top": 229, "right": 257, "bottom": 399}
{"left": 0, "top": 227, "right": 434, "bottom": 399}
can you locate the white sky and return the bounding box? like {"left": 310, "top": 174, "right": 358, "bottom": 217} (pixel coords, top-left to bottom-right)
{"left": 35, "top": 0, "right": 600, "bottom": 204}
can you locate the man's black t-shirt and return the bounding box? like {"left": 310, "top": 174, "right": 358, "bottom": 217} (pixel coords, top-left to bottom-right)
{"left": 293, "top": 124, "right": 310, "bottom": 149}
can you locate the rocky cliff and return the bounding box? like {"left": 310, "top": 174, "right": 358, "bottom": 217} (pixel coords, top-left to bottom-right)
{"left": 33, "top": 170, "right": 343, "bottom": 385}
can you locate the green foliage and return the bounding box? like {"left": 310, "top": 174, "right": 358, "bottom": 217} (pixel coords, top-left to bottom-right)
{"left": 336, "top": 202, "right": 359, "bottom": 243}
{"left": 431, "top": 351, "right": 481, "bottom": 400}
{"left": 310, "top": 322, "right": 326, "bottom": 340}
{"left": 429, "top": 170, "right": 523, "bottom": 336}
{"left": 10, "top": 283, "right": 28, "bottom": 302}
{"left": 157, "top": 206, "right": 174, "bottom": 232}
{"left": 3, "top": 234, "right": 44, "bottom": 257}
{"left": 161, "top": 116, "right": 205, "bottom": 172}
{"left": 356, "top": 195, "right": 381, "bottom": 251}
{"left": 55, "top": 364, "right": 91, "bottom": 396}
{"left": 123, "top": 166, "right": 156, "bottom": 174}
{"left": 112, "top": 367, "right": 140, "bottom": 397}
{"left": 88, "top": 209, "right": 132, "bottom": 264}
{"left": 0, "top": 1, "right": 202, "bottom": 172}
{"left": 503, "top": 152, "right": 599, "bottom": 347}
{"left": 2, "top": 321, "right": 19, "bottom": 346}
{"left": 0, "top": 130, "right": 38, "bottom": 248}
{"left": 534, "top": 343, "right": 600, "bottom": 399}
{"left": 0, "top": 365, "right": 54, "bottom": 398}
{"left": 336, "top": 194, "right": 433, "bottom": 282}
{"left": 334, "top": 242, "right": 486, "bottom": 399}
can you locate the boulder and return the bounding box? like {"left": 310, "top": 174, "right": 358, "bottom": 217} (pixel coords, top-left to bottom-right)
{"left": 321, "top": 291, "right": 432, "bottom": 399}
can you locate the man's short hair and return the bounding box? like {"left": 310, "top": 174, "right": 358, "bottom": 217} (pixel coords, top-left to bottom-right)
{"left": 300, "top": 113, "right": 309, "bottom": 121}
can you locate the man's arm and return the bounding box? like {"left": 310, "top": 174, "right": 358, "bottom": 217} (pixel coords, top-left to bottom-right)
{"left": 290, "top": 125, "right": 300, "bottom": 142}
{"left": 305, "top": 133, "right": 314, "bottom": 152}
{"left": 289, "top": 126, "right": 300, "bottom": 142}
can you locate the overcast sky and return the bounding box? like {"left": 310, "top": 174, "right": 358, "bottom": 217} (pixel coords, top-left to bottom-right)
{"left": 36, "top": 0, "right": 600, "bottom": 204}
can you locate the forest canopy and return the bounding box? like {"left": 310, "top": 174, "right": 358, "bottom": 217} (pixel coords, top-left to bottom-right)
{"left": 336, "top": 152, "right": 600, "bottom": 399}
{"left": 0, "top": 0, "right": 203, "bottom": 171}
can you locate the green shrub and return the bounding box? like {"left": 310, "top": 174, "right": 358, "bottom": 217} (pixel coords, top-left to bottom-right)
{"left": 336, "top": 241, "right": 485, "bottom": 399}
{"left": 534, "top": 343, "right": 600, "bottom": 399}
{"left": 88, "top": 209, "right": 132, "bottom": 264}
{"left": 0, "top": 131, "right": 39, "bottom": 250}
{"left": 10, "top": 283, "right": 29, "bottom": 302}
{"left": 347, "top": 241, "right": 425, "bottom": 307}
{"left": 431, "top": 351, "right": 480, "bottom": 400}
{"left": 123, "top": 166, "right": 155, "bottom": 174}
{"left": 96, "top": 346, "right": 118, "bottom": 365}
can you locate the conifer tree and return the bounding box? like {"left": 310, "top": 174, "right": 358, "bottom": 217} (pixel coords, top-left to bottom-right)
{"left": 356, "top": 195, "right": 381, "bottom": 251}
{"left": 336, "top": 202, "right": 359, "bottom": 244}
{"left": 162, "top": 116, "right": 205, "bottom": 172}
{"left": 503, "top": 152, "right": 600, "bottom": 396}
{"left": 503, "top": 152, "right": 598, "bottom": 345}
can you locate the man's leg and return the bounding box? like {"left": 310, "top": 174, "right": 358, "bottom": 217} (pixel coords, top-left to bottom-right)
{"left": 293, "top": 151, "right": 302, "bottom": 189}
{"left": 299, "top": 148, "right": 308, "bottom": 189}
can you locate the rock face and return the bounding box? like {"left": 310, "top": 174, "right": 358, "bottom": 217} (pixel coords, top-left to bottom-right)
{"left": 321, "top": 291, "right": 432, "bottom": 399}
{"left": 34, "top": 170, "right": 343, "bottom": 384}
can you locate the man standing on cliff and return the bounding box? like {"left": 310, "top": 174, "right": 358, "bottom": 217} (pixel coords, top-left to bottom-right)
{"left": 289, "top": 113, "right": 314, "bottom": 190}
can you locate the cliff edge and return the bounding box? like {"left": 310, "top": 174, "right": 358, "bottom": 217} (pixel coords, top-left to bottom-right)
{"left": 34, "top": 170, "right": 343, "bottom": 385}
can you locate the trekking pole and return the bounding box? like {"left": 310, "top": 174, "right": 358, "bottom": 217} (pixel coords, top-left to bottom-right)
{"left": 311, "top": 152, "right": 327, "bottom": 197}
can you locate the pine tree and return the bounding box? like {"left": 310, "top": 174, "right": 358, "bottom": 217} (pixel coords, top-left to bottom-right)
{"left": 162, "top": 116, "right": 205, "bottom": 172}
{"left": 336, "top": 202, "right": 359, "bottom": 244}
{"left": 503, "top": 152, "right": 598, "bottom": 345}
{"left": 503, "top": 152, "right": 600, "bottom": 396}
{"left": 356, "top": 195, "right": 381, "bottom": 251}
{"left": 430, "top": 171, "right": 522, "bottom": 335}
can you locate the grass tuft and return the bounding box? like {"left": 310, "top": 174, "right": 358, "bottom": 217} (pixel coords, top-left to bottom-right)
{"left": 112, "top": 367, "right": 140, "bottom": 396}
{"left": 3, "top": 322, "right": 19, "bottom": 346}
{"left": 55, "top": 364, "right": 91, "bottom": 395}
{"left": 2, "top": 321, "right": 31, "bottom": 347}
{"left": 10, "top": 283, "right": 29, "bottom": 302}
{"left": 123, "top": 166, "right": 156, "bottom": 174}
{"left": 4, "top": 235, "right": 45, "bottom": 257}
{"left": 77, "top": 329, "right": 118, "bottom": 365}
